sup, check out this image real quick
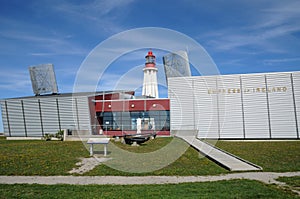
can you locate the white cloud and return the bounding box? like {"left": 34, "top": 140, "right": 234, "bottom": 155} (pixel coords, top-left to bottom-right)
{"left": 0, "top": 70, "right": 32, "bottom": 93}
{"left": 71, "top": 61, "right": 168, "bottom": 95}
{"left": 0, "top": 29, "right": 89, "bottom": 56}
{"left": 54, "top": 0, "right": 135, "bottom": 17}
{"left": 263, "top": 57, "right": 300, "bottom": 65}
{"left": 0, "top": 66, "right": 78, "bottom": 96}
{"left": 199, "top": 1, "right": 300, "bottom": 53}
{"left": 256, "top": 1, "right": 300, "bottom": 28}
{"left": 0, "top": 0, "right": 137, "bottom": 57}
{"left": 51, "top": 0, "right": 136, "bottom": 34}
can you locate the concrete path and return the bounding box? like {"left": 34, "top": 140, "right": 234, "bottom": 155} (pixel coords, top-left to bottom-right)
{"left": 0, "top": 172, "right": 299, "bottom": 185}
{"left": 177, "top": 136, "right": 262, "bottom": 171}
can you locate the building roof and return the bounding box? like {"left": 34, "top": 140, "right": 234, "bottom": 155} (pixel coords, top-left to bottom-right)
{"left": 0, "top": 90, "right": 135, "bottom": 101}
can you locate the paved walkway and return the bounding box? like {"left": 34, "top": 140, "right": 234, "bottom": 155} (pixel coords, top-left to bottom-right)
{"left": 177, "top": 136, "right": 262, "bottom": 171}
{"left": 0, "top": 172, "right": 299, "bottom": 185}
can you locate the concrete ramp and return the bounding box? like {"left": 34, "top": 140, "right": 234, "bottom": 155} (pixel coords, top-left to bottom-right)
{"left": 177, "top": 136, "right": 262, "bottom": 171}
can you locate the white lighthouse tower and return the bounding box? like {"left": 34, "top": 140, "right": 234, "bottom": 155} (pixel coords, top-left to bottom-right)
{"left": 142, "top": 50, "right": 159, "bottom": 98}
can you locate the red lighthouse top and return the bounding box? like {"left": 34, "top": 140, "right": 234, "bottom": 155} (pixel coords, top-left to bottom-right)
{"left": 145, "top": 50, "right": 156, "bottom": 68}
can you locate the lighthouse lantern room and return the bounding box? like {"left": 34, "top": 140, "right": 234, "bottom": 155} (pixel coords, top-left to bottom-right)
{"left": 142, "top": 50, "right": 159, "bottom": 98}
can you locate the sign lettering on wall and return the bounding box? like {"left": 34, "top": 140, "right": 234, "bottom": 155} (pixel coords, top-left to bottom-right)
{"left": 208, "top": 87, "right": 287, "bottom": 94}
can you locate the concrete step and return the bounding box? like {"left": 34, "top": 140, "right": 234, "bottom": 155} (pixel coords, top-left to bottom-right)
{"left": 64, "top": 135, "right": 108, "bottom": 141}
{"left": 177, "top": 135, "right": 262, "bottom": 171}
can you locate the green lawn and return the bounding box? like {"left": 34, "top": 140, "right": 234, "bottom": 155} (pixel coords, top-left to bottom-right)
{"left": 85, "top": 137, "right": 227, "bottom": 176}
{"left": 0, "top": 138, "right": 299, "bottom": 198}
{"left": 0, "top": 138, "right": 227, "bottom": 176}
{"left": 111, "top": 137, "right": 173, "bottom": 153}
{"left": 277, "top": 176, "right": 300, "bottom": 187}
{"left": 0, "top": 140, "right": 89, "bottom": 175}
{"left": 0, "top": 138, "right": 299, "bottom": 176}
{"left": 277, "top": 176, "right": 300, "bottom": 194}
{"left": 0, "top": 180, "right": 298, "bottom": 199}
{"left": 84, "top": 146, "right": 227, "bottom": 176}
{"left": 215, "top": 141, "right": 300, "bottom": 172}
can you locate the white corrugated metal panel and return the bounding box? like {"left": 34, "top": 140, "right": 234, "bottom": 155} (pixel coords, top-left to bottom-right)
{"left": 168, "top": 77, "right": 195, "bottom": 131}
{"left": 39, "top": 98, "right": 59, "bottom": 134}
{"left": 0, "top": 101, "right": 9, "bottom": 135}
{"left": 1, "top": 93, "right": 95, "bottom": 137}
{"left": 241, "top": 74, "right": 270, "bottom": 138}
{"left": 293, "top": 72, "right": 300, "bottom": 138}
{"left": 267, "top": 73, "right": 297, "bottom": 138}
{"left": 75, "top": 96, "right": 91, "bottom": 130}
{"left": 23, "top": 99, "right": 43, "bottom": 136}
{"left": 57, "top": 97, "right": 76, "bottom": 130}
{"left": 194, "top": 76, "right": 219, "bottom": 138}
{"left": 217, "top": 75, "right": 244, "bottom": 139}
{"left": 169, "top": 71, "right": 300, "bottom": 139}
{"left": 6, "top": 100, "right": 25, "bottom": 136}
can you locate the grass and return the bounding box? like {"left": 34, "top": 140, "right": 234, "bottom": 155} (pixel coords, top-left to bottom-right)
{"left": 0, "top": 138, "right": 227, "bottom": 176}
{"left": 0, "top": 180, "right": 298, "bottom": 199}
{"left": 215, "top": 141, "right": 300, "bottom": 172}
{"left": 111, "top": 137, "right": 173, "bottom": 153}
{"left": 0, "top": 138, "right": 299, "bottom": 198}
{"left": 84, "top": 146, "right": 228, "bottom": 176}
{"left": 0, "top": 140, "right": 89, "bottom": 176}
{"left": 0, "top": 138, "right": 299, "bottom": 176}
{"left": 85, "top": 137, "right": 227, "bottom": 176}
{"left": 277, "top": 176, "right": 300, "bottom": 187}
{"left": 277, "top": 176, "right": 300, "bottom": 194}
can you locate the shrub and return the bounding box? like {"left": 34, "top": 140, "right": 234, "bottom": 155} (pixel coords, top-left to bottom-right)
{"left": 55, "top": 130, "right": 64, "bottom": 141}
{"left": 43, "top": 130, "right": 64, "bottom": 141}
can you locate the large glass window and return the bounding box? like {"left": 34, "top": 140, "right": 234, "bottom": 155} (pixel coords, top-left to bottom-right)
{"left": 96, "top": 111, "right": 170, "bottom": 131}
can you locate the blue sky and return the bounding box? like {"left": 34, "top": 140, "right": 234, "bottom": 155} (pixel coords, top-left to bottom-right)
{"left": 0, "top": 0, "right": 300, "bottom": 131}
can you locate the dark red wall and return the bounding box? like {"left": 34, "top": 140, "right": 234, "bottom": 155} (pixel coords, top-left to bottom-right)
{"left": 94, "top": 99, "right": 170, "bottom": 112}
{"left": 88, "top": 92, "right": 170, "bottom": 136}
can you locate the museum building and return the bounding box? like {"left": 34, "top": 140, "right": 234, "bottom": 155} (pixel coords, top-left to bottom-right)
{"left": 1, "top": 50, "right": 300, "bottom": 139}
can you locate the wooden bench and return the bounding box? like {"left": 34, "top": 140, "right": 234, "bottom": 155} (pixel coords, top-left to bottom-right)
{"left": 87, "top": 138, "right": 110, "bottom": 156}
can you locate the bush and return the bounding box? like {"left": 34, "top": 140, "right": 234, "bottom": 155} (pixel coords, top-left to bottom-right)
{"left": 43, "top": 130, "right": 64, "bottom": 141}
{"left": 43, "top": 133, "right": 54, "bottom": 141}
{"left": 55, "top": 130, "right": 64, "bottom": 141}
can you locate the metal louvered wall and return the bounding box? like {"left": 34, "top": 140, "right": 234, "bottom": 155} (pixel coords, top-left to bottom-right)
{"left": 168, "top": 77, "right": 195, "bottom": 131}
{"left": 194, "top": 76, "right": 219, "bottom": 138}
{"left": 168, "top": 71, "right": 300, "bottom": 139}
{"left": 0, "top": 95, "right": 91, "bottom": 137}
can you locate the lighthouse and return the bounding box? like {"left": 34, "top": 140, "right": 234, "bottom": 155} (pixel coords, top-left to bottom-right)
{"left": 142, "top": 50, "right": 159, "bottom": 98}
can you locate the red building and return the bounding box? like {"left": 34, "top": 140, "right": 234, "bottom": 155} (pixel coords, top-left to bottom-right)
{"left": 88, "top": 51, "right": 170, "bottom": 137}
{"left": 88, "top": 91, "right": 170, "bottom": 137}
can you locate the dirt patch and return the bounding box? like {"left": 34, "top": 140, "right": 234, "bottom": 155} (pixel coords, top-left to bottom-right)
{"left": 68, "top": 157, "right": 112, "bottom": 174}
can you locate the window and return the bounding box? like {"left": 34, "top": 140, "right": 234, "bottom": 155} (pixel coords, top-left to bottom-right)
{"left": 96, "top": 110, "right": 170, "bottom": 131}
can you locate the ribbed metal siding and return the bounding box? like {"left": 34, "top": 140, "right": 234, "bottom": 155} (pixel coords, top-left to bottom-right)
{"left": 242, "top": 74, "right": 270, "bottom": 138}
{"left": 168, "top": 77, "right": 195, "bottom": 131}
{"left": 266, "top": 73, "right": 297, "bottom": 138}
{"left": 5, "top": 100, "right": 25, "bottom": 136}
{"left": 293, "top": 72, "right": 300, "bottom": 138}
{"left": 1, "top": 95, "right": 91, "bottom": 137}
{"left": 75, "top": 96, "right": 91, "bottom": 130}
{"left": 194, "top": 76, "right": 219, "bottom": 138}
{"left": 39, "top": 98, "right": 60, "bottom": 134}
{"left": 57, "top": 97, "right": 76, "bottom": 130}
{"left": 23, "top": 99, "right": 43, "bottom": 136}
{"left": 218, "top": 75, "right": 244, "bottom": 138}
{"left": 1, "top": 101, "right": 9, "bottom": 136}
{"left": 169, "top": 71, "right": 300, "bottom": 139}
